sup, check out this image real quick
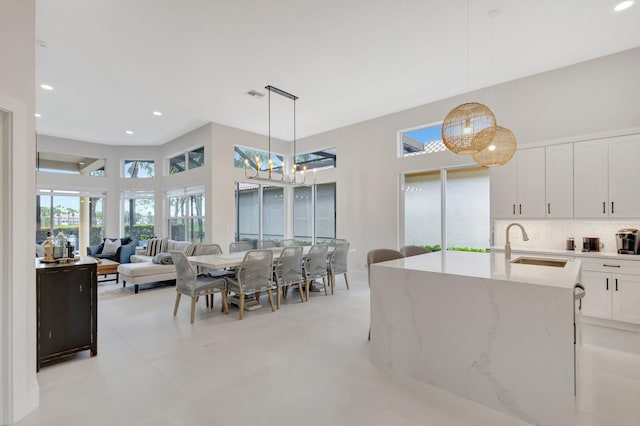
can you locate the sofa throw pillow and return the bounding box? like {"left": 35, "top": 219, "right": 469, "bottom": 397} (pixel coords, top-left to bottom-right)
{"left": 152, "top": 253, "right": 173, "bottom": 265}
{"left": 102, "top": 238, "right": 121, "bottom": 256}
{"left": 145, "top": 237, "right": 167, "bottom": 256}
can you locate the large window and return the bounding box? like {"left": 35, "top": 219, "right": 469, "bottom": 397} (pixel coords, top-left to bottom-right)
{"left": 123, "top": 160, "right": 155, "bottom": 178}
{"left": 400, "top": 123, "right": 446, "bottom": 157}
{"left": 36, "top": 190, "right": 104, "bottom": 248}
{"left": 37, "top": 152, "right": 105, "bottom": 176}
{"left": 293, "top": 183, "right": 336, "bottom": 245}
{"left": 403, "top": 167, "right": 489, "bottom": 252}
{"left": 123, "top": 191, "right": 155, "bottom": 242}
{"left": 234, "top": 183, "right": 284, "bottom": 246}
{"left": 169, "top": 147, "right": 204, "bottom": 175}
{"left": 294, "top": 148, "right": 337, "bottom": 170}
{"left": 167, "top": 186, "right": 205, "bottom": 242}
{"left": 234, "top": 146, "right": 284, "bottom": 172}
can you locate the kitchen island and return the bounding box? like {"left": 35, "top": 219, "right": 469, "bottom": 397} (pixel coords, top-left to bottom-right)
{"left": 369, "top": 251, "right": 581, "bottom": 426}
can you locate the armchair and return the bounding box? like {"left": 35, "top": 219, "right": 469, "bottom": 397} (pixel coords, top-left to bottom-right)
{"left": 87, "top": 237, "right": 138, "bottom": 264}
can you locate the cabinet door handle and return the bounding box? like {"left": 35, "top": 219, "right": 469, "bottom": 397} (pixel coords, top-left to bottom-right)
{"left": 603, "top": 264, "right": 621, "bottom": 268}
{"left": 615, "top": 278, "right": 619, "bottom": 291}
{"left": 611, "top": 201, "right": 615, "bottom": 214}
{"left": 513, "top": 204, "right": 516, "bottom": 215}
{"left": 519, "top": 204, "right": 522, "bottom": 215}
{"left": 603, "top": 201, "right": 606, "bottom": 214}
{"left": 606, "top": 278, "right": 609, "bottom": 290}
{"left": 548, "top": 203, "right": 551, "bottom": 214}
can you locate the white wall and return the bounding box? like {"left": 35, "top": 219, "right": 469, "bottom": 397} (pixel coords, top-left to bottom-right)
{"left": 0, "top": 0, "right": 37, "bottom": 424}
{"left": 296, "top": 47, "right": 640, "bottom": 272}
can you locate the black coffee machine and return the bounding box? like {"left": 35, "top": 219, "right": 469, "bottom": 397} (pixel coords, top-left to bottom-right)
{"left": 616, "top": 228, "right": 640, "bottom": 254}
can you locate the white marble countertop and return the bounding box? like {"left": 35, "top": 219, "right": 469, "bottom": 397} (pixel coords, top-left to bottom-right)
{"left": 374, "top": 251, "right": 581, "bottom": 290}
{"left": 489, "top": 245, "right": 640, "bottom": 261}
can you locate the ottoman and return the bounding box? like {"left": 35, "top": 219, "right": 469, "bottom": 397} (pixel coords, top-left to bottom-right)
{"left": 117, "top": 262, "right": 177, "bottom": 294}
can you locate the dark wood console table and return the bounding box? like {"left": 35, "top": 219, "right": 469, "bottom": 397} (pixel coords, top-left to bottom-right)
{"left": 36, "top": 257, "right": 98, "bottom": 371}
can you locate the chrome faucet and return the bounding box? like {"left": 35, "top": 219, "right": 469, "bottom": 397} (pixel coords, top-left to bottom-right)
{"left": 505, "top": 223, "right": 529, "bottom": 260}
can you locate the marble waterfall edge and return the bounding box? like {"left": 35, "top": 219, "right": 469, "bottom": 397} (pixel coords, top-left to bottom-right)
{"left": 369, "top": 252, "right": 578, "bottom": 426}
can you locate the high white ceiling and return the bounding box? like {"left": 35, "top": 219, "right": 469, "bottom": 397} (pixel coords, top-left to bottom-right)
{"left": 35, "top": 0, "right": 640, "bottom": 146}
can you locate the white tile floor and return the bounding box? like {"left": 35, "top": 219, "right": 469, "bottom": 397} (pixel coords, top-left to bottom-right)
{"left": 16, "top": 274, "right": 640, "bottom": 426}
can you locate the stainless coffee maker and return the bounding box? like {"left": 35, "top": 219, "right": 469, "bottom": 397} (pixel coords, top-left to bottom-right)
{"left": 616, "top": 228, "right": 640, "bottom": 255}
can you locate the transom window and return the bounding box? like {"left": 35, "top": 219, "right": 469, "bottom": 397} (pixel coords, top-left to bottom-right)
{"left": 169, "top": 147, "right": 205, "bottom": 175}
{"left": 234, "top": 146, "right": 284, "bottom": 172}
{"left": 294, "top": 148, "right": 336, "bottom": 170}
{"left": 123, "top": 160, "right": 155, "bottom": 178}
{"left": 400, "top": 123, "right": 446, "bottom": 157}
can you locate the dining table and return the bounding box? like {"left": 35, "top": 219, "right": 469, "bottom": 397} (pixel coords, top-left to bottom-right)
{"left": 188, "top": 245, "right": 322, "bottom": 311}
{"left": 187, "top": 245, "right": 320, "bottom": 270}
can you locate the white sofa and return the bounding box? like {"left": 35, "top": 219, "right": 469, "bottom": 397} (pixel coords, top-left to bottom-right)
{"left": 117, "top": 239, "right": 196, "bottom": 294}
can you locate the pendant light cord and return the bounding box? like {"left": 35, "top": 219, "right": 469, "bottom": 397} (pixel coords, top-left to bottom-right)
{"left": 466, "top": 0, "right": 470, "bottom": 90}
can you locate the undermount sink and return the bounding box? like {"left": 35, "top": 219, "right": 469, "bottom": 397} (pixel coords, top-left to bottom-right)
{"left": 510, "top": 257, "right": 567, "bottom": 267}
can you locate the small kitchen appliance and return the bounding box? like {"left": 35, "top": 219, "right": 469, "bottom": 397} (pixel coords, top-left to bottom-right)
{"left": 616, "top": 228, "right": 640, "bottom": 255}
{"left": 582, "top": 237, "right": 602, "bottom": 252}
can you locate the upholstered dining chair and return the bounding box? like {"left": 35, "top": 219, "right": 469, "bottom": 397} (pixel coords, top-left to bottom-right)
{"left": 366, "top": 249, "right": 405, "bottom": 340}
{"left": 256, "top": 240, "right": 276, "bottom": 249}
{"left": 400, "top": 245, "right": 431, "bottom": 257}
{"left": 327, "top": 241, "right": 350, "bottom": 294}
{"left": 303, "top": 244, "right": 330, "bottom": 301}
{"left": 274, "top": 246, "right": 305, "bottom": 308}
{"left": 280, "top": 239, "right": 298, "bottom": 247}
{"left": 224, "top": 250, "right": 275, "bottom": 320}
{"left": 170, "top": 251, "right": 228, "bottom": 324}
{"left": 330, "top": 238, "right": 348, "bottom": 246}
{"left": 229, "top": 241, "right": 252, "bottom": 253}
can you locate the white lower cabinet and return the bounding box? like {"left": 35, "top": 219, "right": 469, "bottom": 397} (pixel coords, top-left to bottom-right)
{"left": 581, "top": 259, "right": 640, "bottom": 324}
{"left": 612, "top": 274, "right": 640, "bottom": 324}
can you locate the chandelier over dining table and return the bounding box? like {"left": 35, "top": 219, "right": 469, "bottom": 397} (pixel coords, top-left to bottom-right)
{"left": 244, "top": 85, "right": 315, "bottom": 186}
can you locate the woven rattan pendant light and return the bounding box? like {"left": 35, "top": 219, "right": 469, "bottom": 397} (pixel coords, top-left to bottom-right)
{"left": 441, "top": 103, "right": 496, "bottom": 154}
{"left": 471, "top": 126, "right": 517, "bottom": 168}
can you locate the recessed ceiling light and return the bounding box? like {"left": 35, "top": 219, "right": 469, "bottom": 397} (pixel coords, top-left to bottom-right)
{"left": 40, "top": 84, "right": 54, "bottom": 91}
{"left": 614, "top": 1, "right": 634, "bottom": 11}
{"left": 153, "top": 111, "right": 162, "bottom": 116}
{"left": 35, "top": 113, "right": 41, "bottom": 118}
{"left": 125, "top": 130, "right": 134, "bottom": 135}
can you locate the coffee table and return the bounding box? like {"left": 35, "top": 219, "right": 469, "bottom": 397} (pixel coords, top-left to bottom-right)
{"left": 96, "top": 258, "right": 120, "bottom": 283}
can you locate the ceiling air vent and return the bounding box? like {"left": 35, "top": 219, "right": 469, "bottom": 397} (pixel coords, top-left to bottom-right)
{"left": 246, "top": 90, "right": 265, "bottom": 98}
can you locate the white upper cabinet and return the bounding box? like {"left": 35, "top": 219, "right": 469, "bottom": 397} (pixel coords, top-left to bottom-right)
{"left": 574, "top": 135, "right": 640, "bottom": 218}
{"left": 545, "top": 144, "right": 573, "bottom": 218}
{"left": 516, "top": 148, "right": 546, "bottom": 218}
{"left": 490, "top": 152, "right": 518, "bottom": 218}
{"left": 491, "top": 148, "right": 545, "bottom": 219}
{"left": 574, "top": 140, "right": 609, "bottom": 218}
{"left": 608, "top": 136, "right": 640, "bottom": 218}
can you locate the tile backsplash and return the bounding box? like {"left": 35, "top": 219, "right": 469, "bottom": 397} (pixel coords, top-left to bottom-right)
{"left": 492, "top": 220, "right": 640, "bottom": 254}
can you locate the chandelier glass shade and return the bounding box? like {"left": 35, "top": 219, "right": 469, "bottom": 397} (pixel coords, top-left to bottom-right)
{"left": 471, "top": 126, "right": 517, "bottom": 168}
{"left": 441, "top": 102, "right": 497, "bottom": 154}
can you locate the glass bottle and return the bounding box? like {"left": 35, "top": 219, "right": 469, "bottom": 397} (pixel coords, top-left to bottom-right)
{"left": 55, "top": 231, "right": 67, "bottom": 259}
{"left": 43, "top": 237, "right": 54, "bottom": 261}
